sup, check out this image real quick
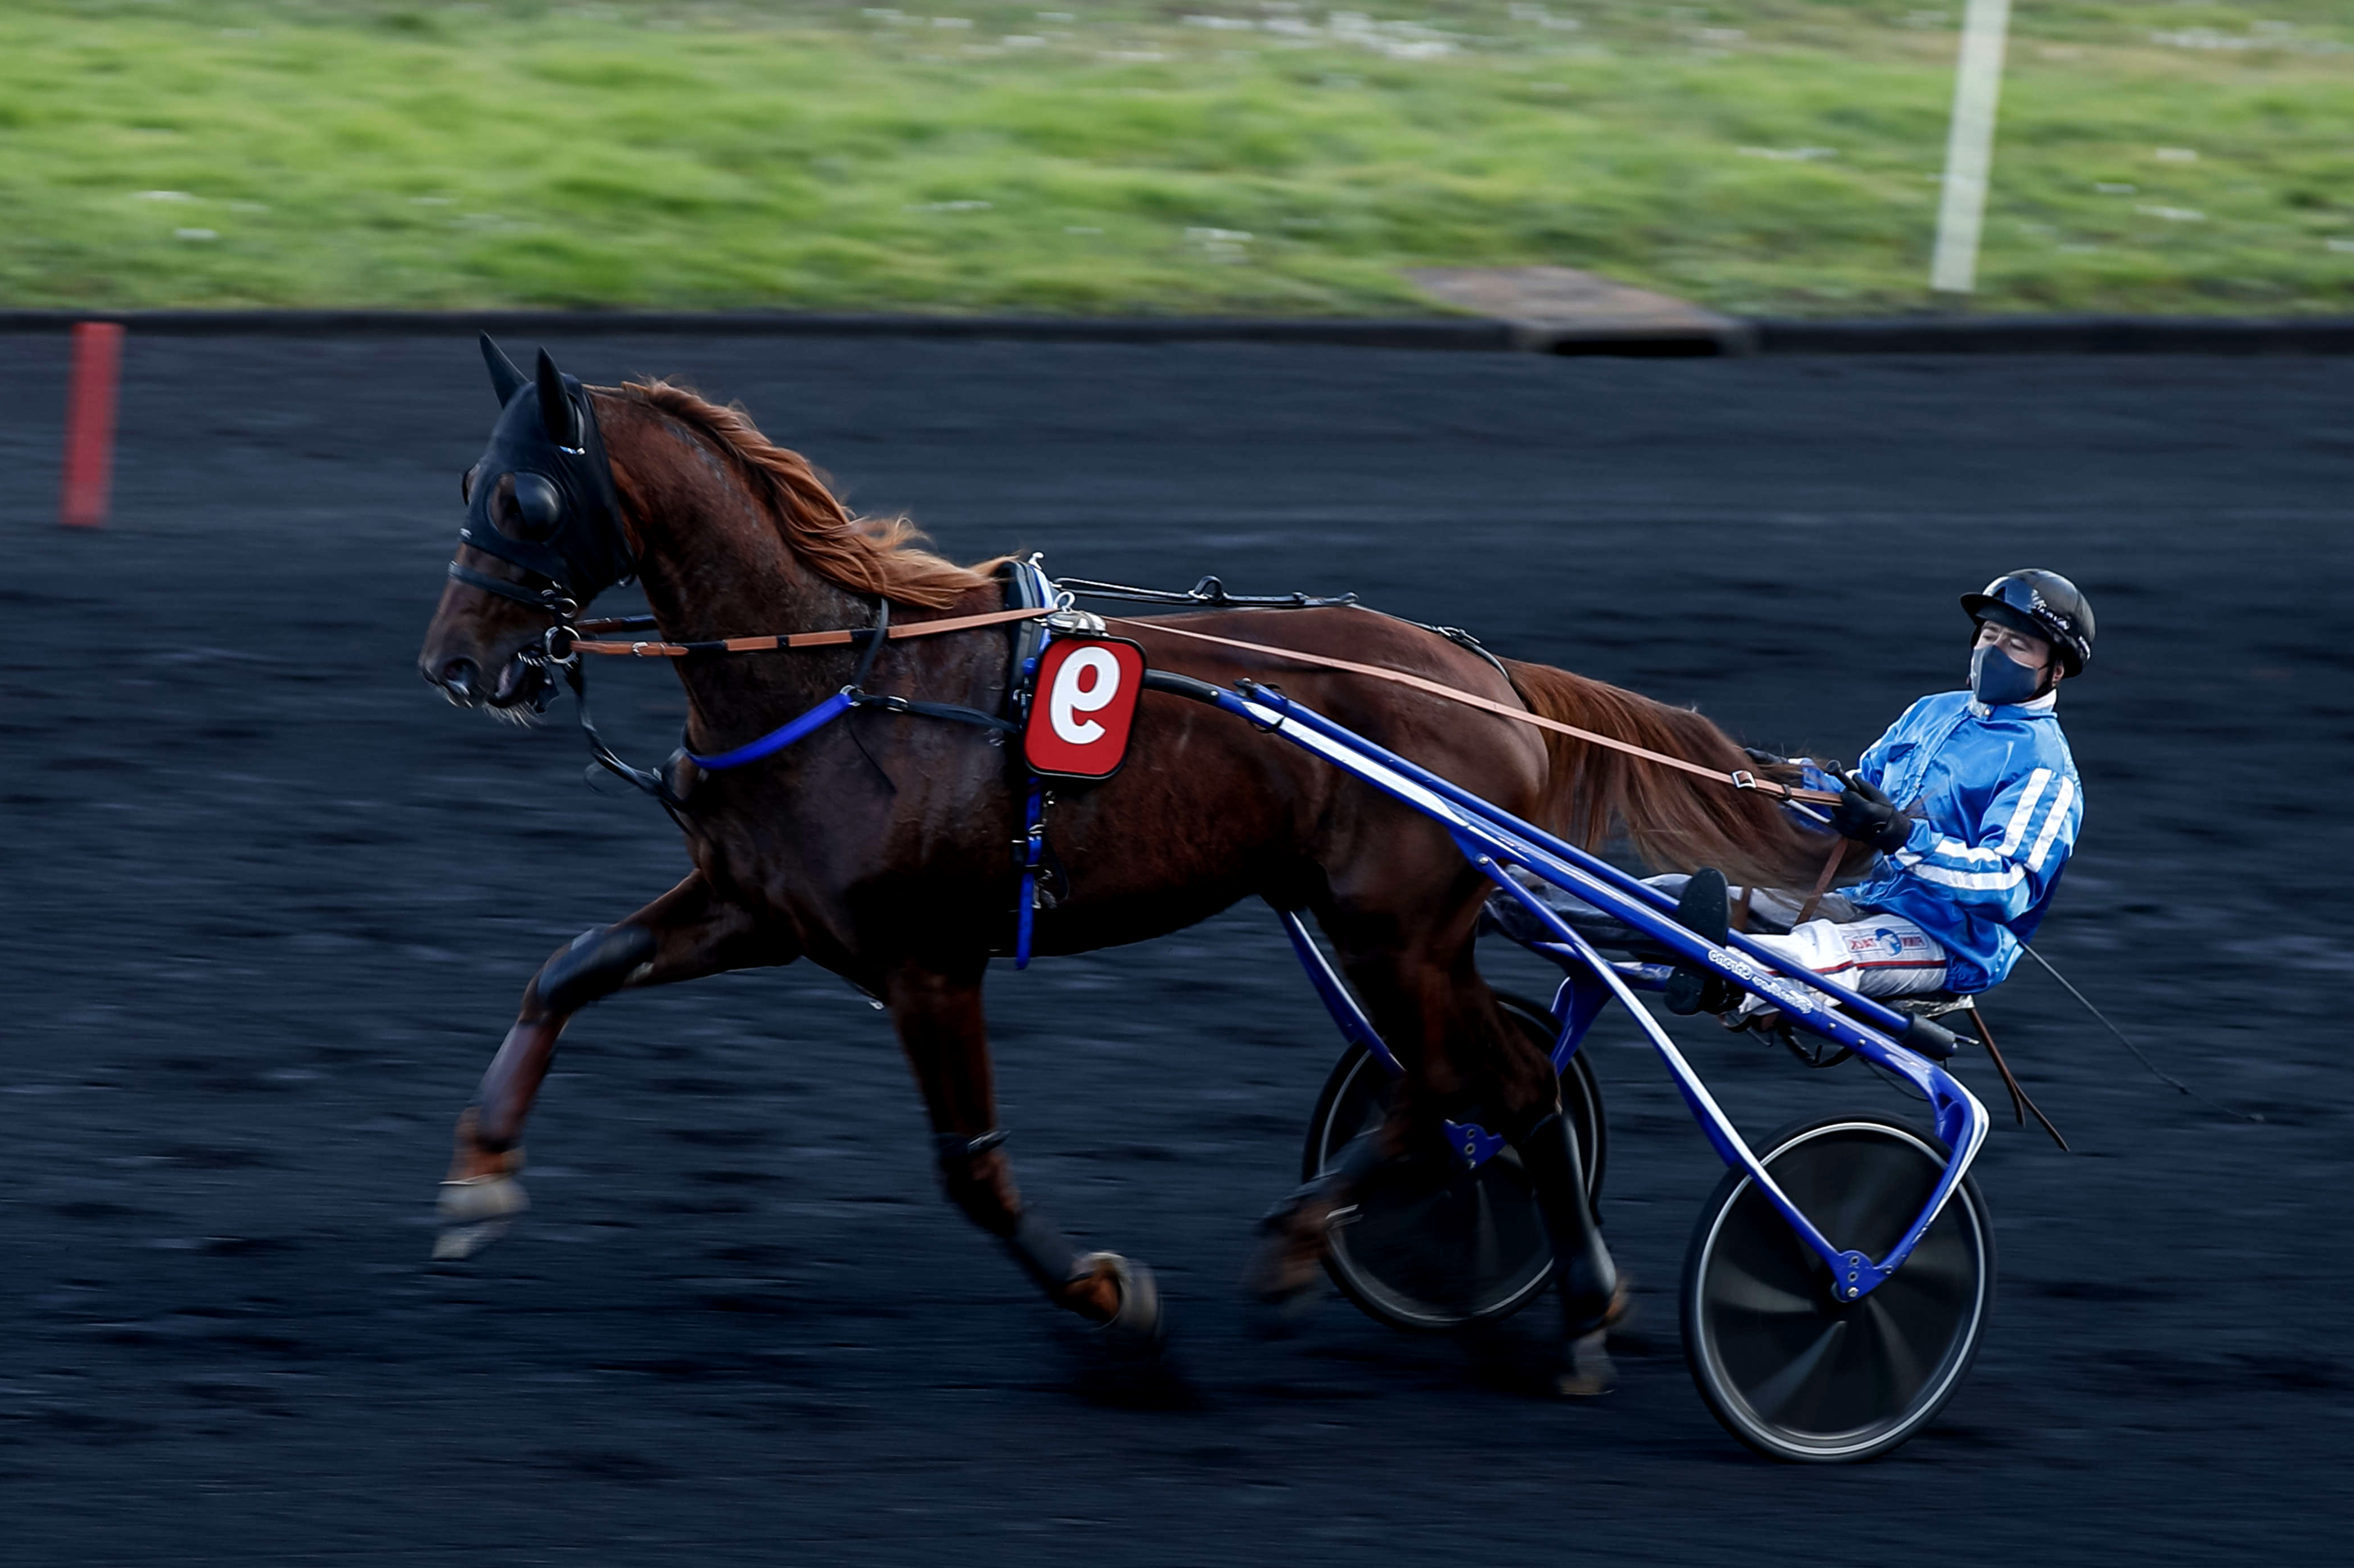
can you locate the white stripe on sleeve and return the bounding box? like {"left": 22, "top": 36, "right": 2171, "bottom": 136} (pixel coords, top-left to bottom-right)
{"left": 2027, "top": 776, "right": 2076, "bottom": 871}
{"left": 1997, "top": 768, "right": 2053, "bottom": 855}
{"left": 1909, "top": 860, "right": 2029, "bottom": 892}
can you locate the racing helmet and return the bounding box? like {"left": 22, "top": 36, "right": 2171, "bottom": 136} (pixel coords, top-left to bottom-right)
{"left": 1961, "top": 569, "right": 2094, "bottom": 677}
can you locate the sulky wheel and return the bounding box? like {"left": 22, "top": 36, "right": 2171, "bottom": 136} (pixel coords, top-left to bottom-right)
{"left": 1305, "top": 993, "right": 1604, "bottom": 1333}
{"left": 1681, "top": 1112, "right": 1994, "bottom": 1463}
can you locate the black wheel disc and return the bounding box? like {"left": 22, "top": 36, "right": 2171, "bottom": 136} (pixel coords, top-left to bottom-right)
{"left": 1307, "top": 994, "right": 1604, "bottom": 1333}
{"left": 1682, "top": 1113, "right": 1994, "bottom": 1463}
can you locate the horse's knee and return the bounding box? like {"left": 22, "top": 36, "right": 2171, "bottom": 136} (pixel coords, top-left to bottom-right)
{"left": 529, "top": 923, "right": 657, "bottom": 1015}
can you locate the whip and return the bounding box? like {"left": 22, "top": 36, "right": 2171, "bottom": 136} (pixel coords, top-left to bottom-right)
{"left": 2019, "top": 942, "right": 2263, "bottom": 1124}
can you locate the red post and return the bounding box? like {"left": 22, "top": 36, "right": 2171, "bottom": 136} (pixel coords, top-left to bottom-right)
{"left": 61, "top": 321, "right": 125, "bottom": 528}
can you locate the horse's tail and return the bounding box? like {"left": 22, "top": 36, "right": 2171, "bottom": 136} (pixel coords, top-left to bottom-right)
{"left": 1500, "top": 658, "right": 1873, "bottom": 892}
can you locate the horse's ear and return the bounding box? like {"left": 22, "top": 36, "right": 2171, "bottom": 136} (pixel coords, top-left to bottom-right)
{"left": 480, "top": 333, "right": 528, "bottom": 405}
{"left": 536, "top": 349, "right": 580, "bottom": 447}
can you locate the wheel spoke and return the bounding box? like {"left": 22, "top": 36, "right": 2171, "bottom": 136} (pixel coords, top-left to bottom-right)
{"left": 1825, "top": 1142, "right": 1919, "bottom": 1253}
{"left": 1471, "top": 1177, "right": 1502, "bottom": 1283}
{"left": 1741, "top": 1317, "right": 1848, "bottom": 1425}
{"left": 1884, "top": 1239, "right": 1972, "bottom": 1301}
{"left": 1861, "top": 1292, "right": 1930, "bottom": 1404}
{"left": 1706, "top": 1257, "right": 1818, "bottom": 1319}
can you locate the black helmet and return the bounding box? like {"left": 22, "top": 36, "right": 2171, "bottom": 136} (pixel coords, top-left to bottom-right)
{"left": 1961, "top": 570, "right": 2094, "bottom": 677}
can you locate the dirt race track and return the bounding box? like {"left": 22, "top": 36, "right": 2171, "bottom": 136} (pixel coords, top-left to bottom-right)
{"left": 4, "top": 334, "right": 2350, "bottom": 1565}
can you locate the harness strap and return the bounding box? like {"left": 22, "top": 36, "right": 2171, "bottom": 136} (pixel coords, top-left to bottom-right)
{"left": 847, "top": 692, "right": 1019, "bottom": 732}
{"left": 1014, "top": 779, "right": 1047, "bottom": 970}
{"left": 1111, "top": 615, "right": 1843, "bottom": 806}
{"left": 448, "top": 560, "right": 576, "bottom": 616}
{"left": 850, "top": 597, "right": 891, "bottom": 691}
{"left": 1793, "top": 839, "right": 1848, "bottom": 925}
{"left": 686, "top": 690, "right": 857, "bottom": 771}
{"left": 571, "top": 604, "right": 1052, "bottom": 657}
{"left": 566, "top": 661, "right": 683, "bottom": 806}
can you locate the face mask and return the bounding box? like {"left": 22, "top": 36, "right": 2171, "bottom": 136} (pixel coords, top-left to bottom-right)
{"left": 1970, "top": 643, "right": 2045, "bottom": 706}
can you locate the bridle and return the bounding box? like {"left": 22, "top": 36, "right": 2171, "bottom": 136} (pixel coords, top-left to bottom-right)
{"left": 442, "top": 339, "right": 684, "bottom": 798}
{"left": 445, "top": 401, "right": 1062, "bottom": 809}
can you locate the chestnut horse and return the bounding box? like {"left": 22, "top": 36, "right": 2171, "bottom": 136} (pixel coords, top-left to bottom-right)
{"left": 417, "top": 343, "right": 1848, "bottom": 1366}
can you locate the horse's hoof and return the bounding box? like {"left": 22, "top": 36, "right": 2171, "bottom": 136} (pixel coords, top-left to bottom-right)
{"left": 431, "top": 1219, "right": 512, "bottom": 1262}
{"left": 1242, "top": 1193, "right": 1332, "bottom": 1309}
{"left": 1079, "top": 1252, "right": 1164, "bottom": 1355}
{"left": 438, "top": 1173, "right": 528, "bottom": 1224}
{"left": 1555, "top": 1329, "right": 1619, "bottom": 1398}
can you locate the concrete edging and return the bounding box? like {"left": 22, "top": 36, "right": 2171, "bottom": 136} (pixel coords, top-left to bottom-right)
{"left": 1, "top": 307, "right": 2348, "bottom": 355}
{"left": 1754, "top": 314, "right": 2354, "bottom": 355}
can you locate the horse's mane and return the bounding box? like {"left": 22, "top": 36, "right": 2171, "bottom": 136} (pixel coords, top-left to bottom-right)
{"left": 625, "top": 379, "right": 1006, "bottom": 609}
{"left": 1502, "top": 658, "right": 1875, "bottom": 891}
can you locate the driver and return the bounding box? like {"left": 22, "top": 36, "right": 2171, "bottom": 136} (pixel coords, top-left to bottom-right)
{"left": 1499, "top": 569, "right": 2091, "bottom": 1009}
{"left": 1755, "top": 569, "right": 2093, "bottom": 1005}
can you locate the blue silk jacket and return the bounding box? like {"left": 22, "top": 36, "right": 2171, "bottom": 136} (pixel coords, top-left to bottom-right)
{"left": 1841, "top": 689, "right": 2084, "bottom": 992}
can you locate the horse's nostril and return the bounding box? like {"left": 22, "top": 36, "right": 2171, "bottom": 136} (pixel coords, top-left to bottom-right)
{"left": 439, "top": 657, "right": 480, "bottom": 698}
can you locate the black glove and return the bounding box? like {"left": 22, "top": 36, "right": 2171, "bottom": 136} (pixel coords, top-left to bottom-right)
{"left": 1831, "top": 775, "right": 1912, "bottom": 853}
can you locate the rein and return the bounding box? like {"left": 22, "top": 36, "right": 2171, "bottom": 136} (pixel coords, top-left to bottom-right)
{"left": 567, "top": 604, "right": 1053, "bottom": 658}
{"left": 558, "top": 594, "right": 1840, "bottom": 811}
{"left": 554, "top": 599, "right": 1043, "bottom": 798}
{"left": 1101, "top": 614, "right": 1844, "bottom": 809}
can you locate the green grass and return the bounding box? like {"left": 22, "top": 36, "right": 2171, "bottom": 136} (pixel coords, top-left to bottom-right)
{"left": 2, "top": 1, "right": 2349, "bottom": 315}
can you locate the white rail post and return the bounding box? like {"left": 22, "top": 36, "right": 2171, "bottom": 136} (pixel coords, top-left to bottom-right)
{"left": 1930, "top": 0, "right": 2015, "bottom": 301}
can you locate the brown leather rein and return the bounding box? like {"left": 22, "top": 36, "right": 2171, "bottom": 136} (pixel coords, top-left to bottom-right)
{"left": 570, "top": 604, "right": 1840, "bottom": 809}
{"left": 570, "top": 604, "right": 1049, "bottom": 656}
{"left": 1100, "top": 616, "right": 1844, "bottom": 808}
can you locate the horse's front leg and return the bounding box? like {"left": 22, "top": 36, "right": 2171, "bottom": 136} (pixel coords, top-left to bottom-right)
{"left": 436, "top": 870, "right": 790, "bottom": 1257}
{"left": 886, "top": 959, "right": 1162, "bottom": 1350}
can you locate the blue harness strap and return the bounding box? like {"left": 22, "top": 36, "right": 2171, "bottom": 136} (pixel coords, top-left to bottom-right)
{"left": 681, "top": 558, "right": 1066, "bottom": 969}
{"left": 1015, "top": 778, "right": 1048, "bottom": 970}
{"left": 686, "top": 689, "right": 856, "bottom": 770}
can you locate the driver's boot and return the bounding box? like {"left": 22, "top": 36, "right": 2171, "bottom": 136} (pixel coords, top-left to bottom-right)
{"left": 1518, "top": 1110, "right": 1629, "bottom": 1396}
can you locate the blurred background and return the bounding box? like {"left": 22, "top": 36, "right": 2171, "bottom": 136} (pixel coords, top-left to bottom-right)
{"left": 4, "top": 0, "right": 2348, "bottom": 317}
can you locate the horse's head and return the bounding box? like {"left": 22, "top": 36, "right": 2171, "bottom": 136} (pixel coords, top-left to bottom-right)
{"left": 418, "top": 336, "right": 638, "bottom": 715}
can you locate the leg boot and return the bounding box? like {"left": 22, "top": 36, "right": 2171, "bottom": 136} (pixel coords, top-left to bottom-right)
{"left": 1518, "top": 1110, "right": 1629, "bottom": 1395}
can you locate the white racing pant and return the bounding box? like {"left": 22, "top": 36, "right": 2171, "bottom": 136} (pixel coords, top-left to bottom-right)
{"left": 1645, "top": 876, "right": 1952, "bottom": 1002}
{"left": 1742, "top": 912, "right": 1949, "bottom": 1000}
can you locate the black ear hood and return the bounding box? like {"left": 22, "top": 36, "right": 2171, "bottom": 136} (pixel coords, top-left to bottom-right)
{"left": 457, "top": 336, "right": 635, "bottom": 609}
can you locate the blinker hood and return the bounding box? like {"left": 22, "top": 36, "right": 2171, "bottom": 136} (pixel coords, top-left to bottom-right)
{"left": 458, "top": 335, "right": 634, "bottom": 609}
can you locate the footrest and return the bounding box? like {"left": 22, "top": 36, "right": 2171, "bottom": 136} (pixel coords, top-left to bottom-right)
{"left": 1893, "top": 992, "right": 1978, "bottom": 1020}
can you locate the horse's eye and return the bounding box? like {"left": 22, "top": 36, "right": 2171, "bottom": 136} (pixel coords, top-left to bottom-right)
{"left": 510, "top": 473, "right": 564, "bottom": 539}
{"left": 460, "top": 463, "right": 479, "bottom": 503}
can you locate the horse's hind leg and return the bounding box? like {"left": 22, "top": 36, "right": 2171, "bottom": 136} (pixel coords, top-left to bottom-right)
{"left": 1278, "top": 910, "right": 1623, "bottom": 1376}
{"left": 437, "top": 870, "right": 789, "bottom": 1257}
{"left": 886, "top": 960, "right": 1162, "bottom": 1348}
{"left": 1427, "top": 954, "right": 1627, "bottom": 1388}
